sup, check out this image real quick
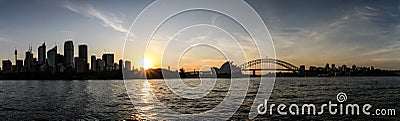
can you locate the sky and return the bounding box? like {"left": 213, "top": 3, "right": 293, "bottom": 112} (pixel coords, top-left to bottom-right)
{"left": 0, "top": 0, "right": 399, "bottom": 70}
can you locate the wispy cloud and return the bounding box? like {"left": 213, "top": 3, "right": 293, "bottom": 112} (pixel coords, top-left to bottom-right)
{"left": 0, "top": 37, "right": 20, "bottom": 45}
{"left": 63, "top": 1, "right": 128, "bottom": 33}
{"left": 363, "top": 42, "right": 400, "bottom": 56}
{"left": 328, "top": 5, "right": 385, "bottom": 30}
{"left": 329, "top": 15, "right": 353, "bottom": 29}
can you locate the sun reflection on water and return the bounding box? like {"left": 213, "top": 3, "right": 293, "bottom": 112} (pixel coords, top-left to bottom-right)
{"left": 142, "top": 80, "right": 152, "bottom": 103}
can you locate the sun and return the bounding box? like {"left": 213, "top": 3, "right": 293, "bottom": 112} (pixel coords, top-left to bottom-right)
{"left": 141, "top": 58, "right": 153, "bottom": 70}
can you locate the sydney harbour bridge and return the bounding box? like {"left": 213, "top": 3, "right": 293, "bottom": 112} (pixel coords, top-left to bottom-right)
{"left": 237, "top": 58, "right": 299, "bottom": 76}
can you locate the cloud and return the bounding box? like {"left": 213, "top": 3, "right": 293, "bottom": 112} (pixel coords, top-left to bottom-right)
{"left": 364, "top": 5, "right": 380, "bottom": 11}
{"left": 63, "top": 1, "right": 79, "bottom": 13}
{"left": 329, "top": 5, "right": 385, "bottom": 30}
{"left": 355, "top": 6, "right": 381, "bottom": 21}
{"left": 0, "top": 37, "right": 20, "bottom": 45}
{"left": 362, "top": 41, "right": 400, "bottom": 57}
{"left": 271, "top": 27, "right": 314, "bottom": 49}
{"left": 63, "top": 1, "right": 128, "bottom": 33}
{"left": 281, "top": 27, "right": 310, "bottom": 33}
{"left": 329, "top": 15, "right": 353, "bottom": 29}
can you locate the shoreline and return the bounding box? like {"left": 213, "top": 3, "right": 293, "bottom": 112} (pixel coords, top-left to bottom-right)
{"left": 1, "top": 73, "right": 399, "bottom": 80}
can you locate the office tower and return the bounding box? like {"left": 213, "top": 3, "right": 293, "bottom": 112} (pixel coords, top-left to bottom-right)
{"left": 16, "top": 60, "right": 23, "bottom": 72}
{"left": 56, "top": 54, "right": 65, "bottom": 72}
{"left": 78, "top": 44, "right": 88, "bottom": 62}
{"left": 119, "top": 59, "right": 123, "bottom": 71}
{"left": 75, "top": 58, "right": 88, "bottom": 73}
{"left": 64, "top": 40, "right": 74, "bottom": 70}
{"left": 24, "top": 50, "right": 34, "bottom": 72}
{"left": 96, "top": 59, "right": 105, "bottom": 72}
{"left": 38, "top": 42, "right": 46, "bottom": 64}
{"left": 47, "top": 46, "right": 57, "bottom": 70}
{"left": 2, "top": 60, "right": 12, "bottom": 73}
{"left": 102, "top": 54, "right": 114, "bottom": 71}
{"left": 309, "top": 66, "right": 316, "bottom": 71}
{"left": 91, "top": 55, "right": 96, "bottom": 71}
{"left": 114, "top": 63, "right": 119, "bottom": 70}
{"left": 299, "top": 65, "right": 306, "bottom": 72}
{"left": 124, "top": 61, "right": 132, "bottom": 71}
{"left": 77, "top": 44, "right": 88, "bottom": 72}
{"left": 75, "top": 59, "right": 83, "bottom": 72}
{"left": 324, "top": 63, "right": 330, "bottom": 72}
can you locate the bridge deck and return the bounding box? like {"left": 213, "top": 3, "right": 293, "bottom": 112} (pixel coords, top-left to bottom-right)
{"left": 242, "top": 69, "right": 297, "bottom": 71}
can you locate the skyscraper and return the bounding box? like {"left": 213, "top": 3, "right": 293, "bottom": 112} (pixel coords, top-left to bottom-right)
{"left": 102, "top": 54, "right": 114, "bottom": 71}
{"left": 64, "top": 40, "right": 74, "bottom": 70}
{"left": 15, "top": 60, "right": 23, "bottom": 72}
{"left": 47, "top": 46, "right": 57, "bottom": 71}
{"left": 76, "top": 44, "right": 89, "bottom": 72}
{"left": 124, "top": 61, "right": 132, "bottom": 71}
{"left": 24, "top": 50, "right": 34, "bottom": 72}
{"left": 75, "top": 57, "right": 87, "bottom": 73}
{"left": 119, "top": 59, "right": 123, "bottom": 71}
{"left": 38, "top": 42, "right": 46, "bottom": 64}
{"left": 2, "top": 60, "right": 12, "bottom": 73}
{"left": 91, "top": 55, "right": 96, "bottom": 71}
{"left": 78, "top": 44, "right": 88, "bottom": 62}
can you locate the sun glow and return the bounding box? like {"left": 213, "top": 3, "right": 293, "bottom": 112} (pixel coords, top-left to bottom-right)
{"left": 141, "top": 58, "right": 153, "bottom": 70}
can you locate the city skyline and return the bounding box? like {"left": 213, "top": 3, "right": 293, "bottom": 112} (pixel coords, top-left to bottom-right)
{"left": 0, "top": 0, "right": 399, "bottom": 70}
{"left": 0, "top": 40, "right": 396, "bottom": 73}
{"left": 0, "top": 40, "right": 133, "bottom": 74}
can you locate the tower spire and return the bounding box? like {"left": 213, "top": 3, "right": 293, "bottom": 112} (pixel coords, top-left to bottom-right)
{"left": 14, "top": 47, "right": 17, "bottom": 63}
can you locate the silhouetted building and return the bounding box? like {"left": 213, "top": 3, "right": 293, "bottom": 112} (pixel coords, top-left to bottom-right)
{"left": 119, "top": 59, "right": 123, "bottom": 71}
{"left": 124, "top": 61, "right": 132, "bottom": 71}
{"left": 38, "top": 42, "right": 46, "bottom": 64}
{"left": 75, "top": 57, "right": 88, "bottom": 73}
{"left": 2, "top": 60, "right": 12, "bottom": 73}
{"left": 78, "top": 44, "right": 88, "bottom": 62}
{"left": 325, "top": 63, "right": 330, "bottom": 71}
{"left": 96, "top": 59, "right": 105, "bottom": 72}
{"left": 56, "top": 54, "right": 65, "bottom": 65}
{"left": 14, "top": 49, "right": 17, "bottom": 67}
{"left": 64, "top": 40, "right": 74, "bottom": 70}
{"left": 78, "top": 44, "right": 89, "bottom": 72}
{"left": 91, "top": 55, "right": 96, "bottom": 71}
{"left": 309, "top": 66, "right": 317, "bottom": 71}
{"left": 57, "top": 63, "right": 65, "bottom": 73}
{"left": 47, "top": 46, "right": 57, "bottom": 71}
{"left": 16, "top": 60, "right": 23, "bottom": 72}
{"left": 352, "top": 65, "right": 357, "bottom": 71}
{"left": 114, "top": 63, "right": 119, "bottom": 70}
{"left": 56, "top": 54, "right": 65, "bottom": 72}
{"left": 211, "top": 61, "right": 242, "bottom": 76}
{"left": 24, "top": 50, "right": 34, "bottom": 72}
{"left": 102, "top": 54, "right": 114, "bottom": 71}
{"left": 299, "top": 65, "right": 306, "bottom": 75}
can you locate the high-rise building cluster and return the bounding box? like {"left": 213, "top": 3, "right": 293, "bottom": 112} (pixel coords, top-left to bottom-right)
{"left": 297, "top": 63, "right": 377, "bottom": 76}
{"left": 0, "top": 40, "right": 132, "bottom": 74}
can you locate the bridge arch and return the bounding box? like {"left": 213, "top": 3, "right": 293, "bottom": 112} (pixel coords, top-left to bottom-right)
{"left": 238, "top": 58, "right": 299, "bottom": 71}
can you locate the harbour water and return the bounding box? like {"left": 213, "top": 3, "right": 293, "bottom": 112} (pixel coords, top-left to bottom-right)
{"left": 0, "top": 77, "right": 399, "bottom": 120}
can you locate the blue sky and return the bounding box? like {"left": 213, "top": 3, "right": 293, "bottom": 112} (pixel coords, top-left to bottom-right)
{"left": 0, "top": 0, "right": 399, "bottom": 69}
